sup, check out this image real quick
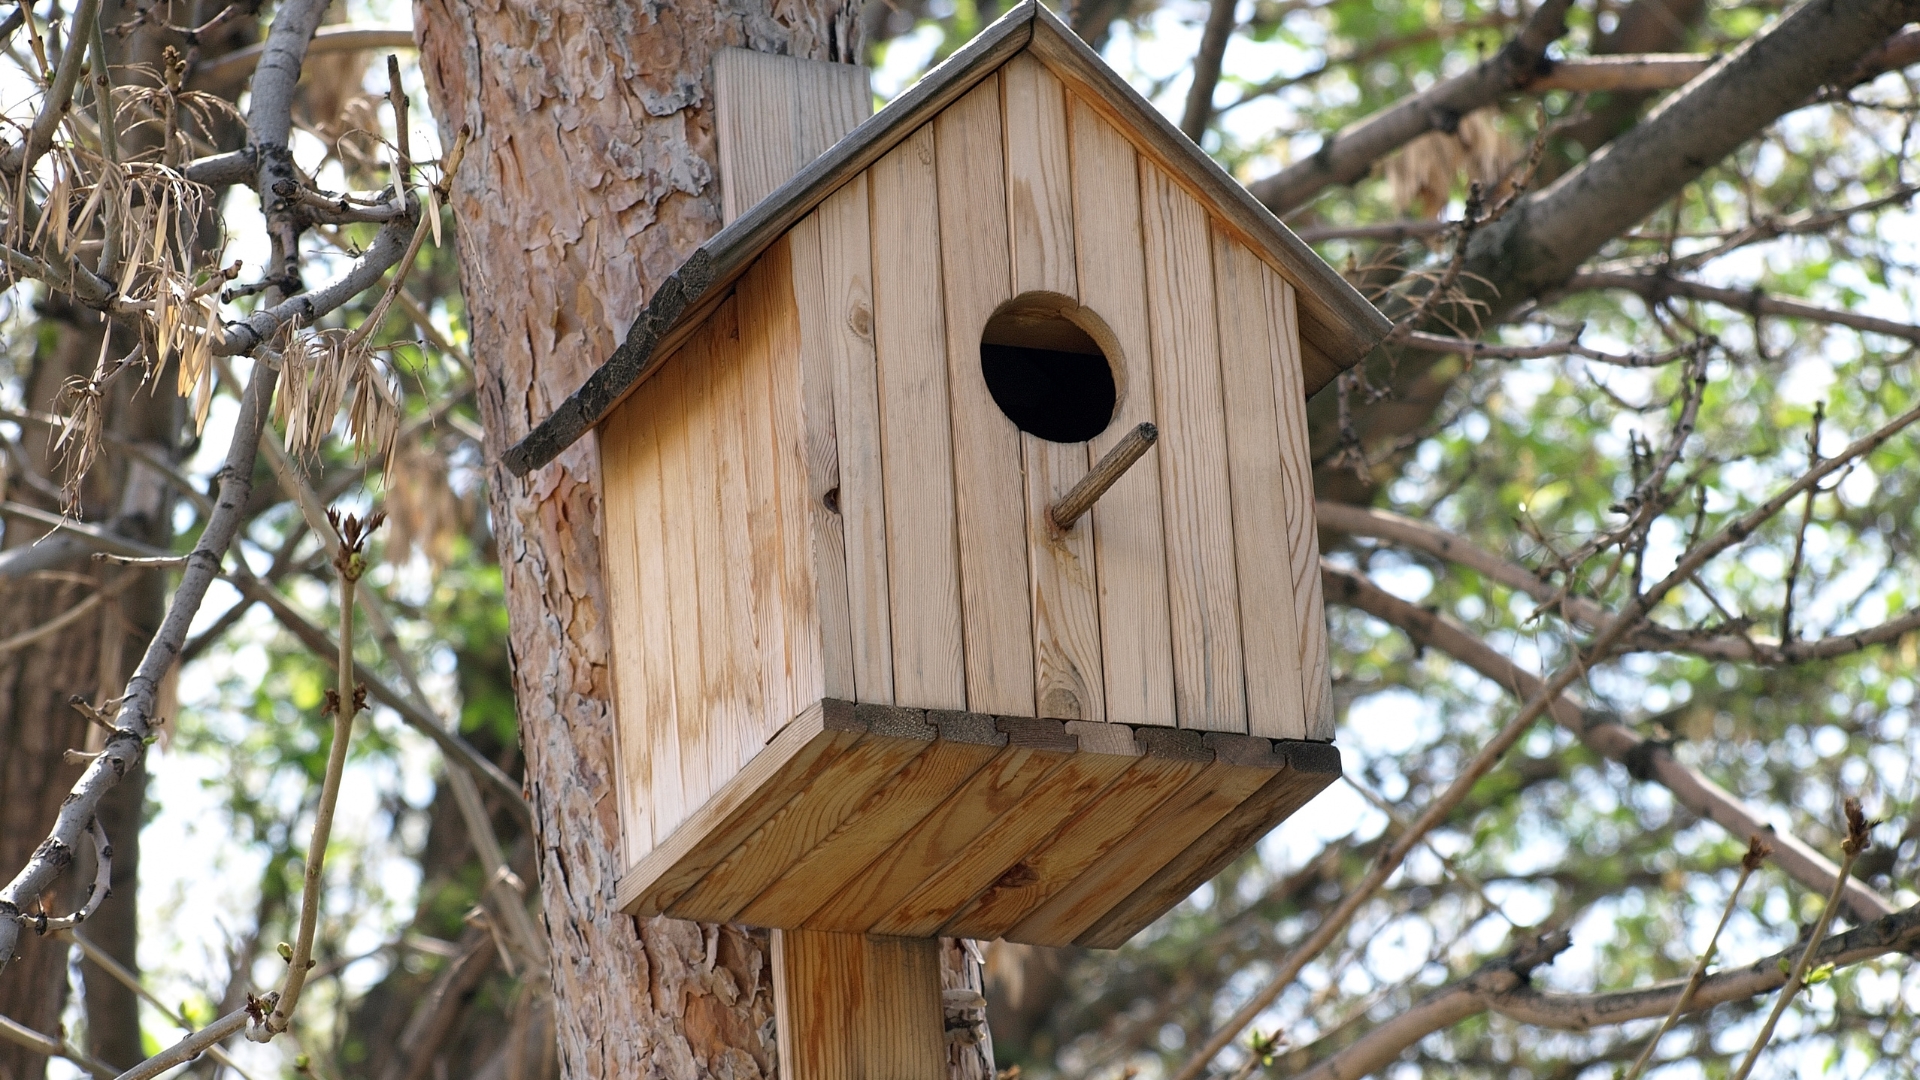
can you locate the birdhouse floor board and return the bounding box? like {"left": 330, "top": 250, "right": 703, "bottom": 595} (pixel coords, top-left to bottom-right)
{"left": 617, "top": 700, "right": 1340, "bottom": 947}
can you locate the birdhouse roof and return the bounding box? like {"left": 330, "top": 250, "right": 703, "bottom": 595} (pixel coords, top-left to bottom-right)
{"left": 504, "top": 0, "right": 1391, "bottom": 476}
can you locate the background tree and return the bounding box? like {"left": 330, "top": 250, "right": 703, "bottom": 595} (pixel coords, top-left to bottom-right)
{"left": 0, "top": 2, "right": 1917, "bottom": 1080}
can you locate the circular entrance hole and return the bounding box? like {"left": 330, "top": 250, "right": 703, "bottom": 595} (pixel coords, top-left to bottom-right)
{"left": 980, "top": 295, "right": 1118, "bottom": 444}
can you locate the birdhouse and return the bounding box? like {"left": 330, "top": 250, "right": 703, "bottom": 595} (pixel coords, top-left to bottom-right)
{"left": 506, "top": 2, "right": 1390, "bottom": 955}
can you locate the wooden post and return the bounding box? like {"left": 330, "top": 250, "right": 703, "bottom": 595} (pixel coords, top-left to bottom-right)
{"left": 772, "top": 929, "right": 948, "bottom": 1079}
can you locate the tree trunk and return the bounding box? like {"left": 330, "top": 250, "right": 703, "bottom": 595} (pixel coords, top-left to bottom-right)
{"left": 414, "top": 3, "right": 993, "bottom": 1078}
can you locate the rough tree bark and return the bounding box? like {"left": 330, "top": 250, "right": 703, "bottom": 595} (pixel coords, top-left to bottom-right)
{"left": 413, "top": 2, "right": 993, "bottom": 1077}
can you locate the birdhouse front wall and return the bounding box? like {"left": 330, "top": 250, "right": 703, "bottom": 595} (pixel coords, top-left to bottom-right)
{"left": 596, "top": 46, "right": 1339, "bottom": 929}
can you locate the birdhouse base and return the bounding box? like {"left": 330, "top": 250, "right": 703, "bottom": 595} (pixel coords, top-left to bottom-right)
{"left": 617, "top": 699, "right": 1338, "bottom": 948}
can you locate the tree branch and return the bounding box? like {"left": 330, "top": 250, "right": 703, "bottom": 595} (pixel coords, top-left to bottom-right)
{"left": 1317, "top": 562, "right": 1896, "bottom": 923}
{"left": 0, "top": 361, "right": 278, "bottom": 970}
{"left": 1291, "top": 898, "right": 1920, "bottom": 1079}
{"left": 1563, "top": 270, "right": 1920, "bottom": 343}
{"left": 1180, "top": 0, "right": 1238, "bottom": 141}
{"left": 1248, "top": 0, "right": 1572, "bottom": 213}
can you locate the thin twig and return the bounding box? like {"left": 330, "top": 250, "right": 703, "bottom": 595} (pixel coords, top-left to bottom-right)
{"left": 1621, "top": 836, "right": 1772, "bottom": 1080}
{"left": 1729, "top": 800, "right": 1874, "bottom": 1080}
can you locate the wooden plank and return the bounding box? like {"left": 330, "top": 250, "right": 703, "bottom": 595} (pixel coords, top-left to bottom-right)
{"left": 1005, "top": 54, "right": 1107, "bottom": 724}
{"left": 869, "top": 124, "right": 966, "bottom": 710}
{"left": 651, "top": 345, "right": 709, "bottom": 837}
{"left": 1021, "top": 6, "right": 1393, "bottom": 394}
{"left": 935, "top": 74, "right": 1035, "bottom": 718}
{"left": 744, "top": 238, "right": 828, "bottom": 710}
{"left": 665, "top": 722, "right": 936, "bottom": 923}
{"left": 787, "top": 217, "right": 856, "bottom": 700}
{"left": 725, "top": 261, "right": 788, "bottom": 750}
{"left": 1268, "top": 272, "right": 1336, "bottom": 739}
{"left": 1078, "top": 740, "right": 1341, "bottom": 948}
{"left": 815, "top": 178, "right": 895, "bottom": 702}
{"left": 1005, "top": 738, "right": 1269, "bottom": 945}
{"left": 873, "top": 745, "right": 1137, "bottom": 936}
{"left": 806, "top": 735, "right": 1072, "bottom": 932}
{"left": 617, "top": 702, "right": 854, "bottom": 916}
{"left": 772, "top": 929, "right": 946, "bottom": 1080}
{"left": 1213, "top": 232, "right": 1308, "bottom": 740}
{"left": 1140, "top": 161, "right": 1246, "bottom": 734}
{"left": 702, "top": 300, "right": 763, "bottom": 786}
{"left": 1003, "top": 54, "right": 1077, "bottom": 297}
{"left": 1068, "top": 92, "right": 1176, "bottom": 728}
{"left": 714, "top": 49, "right": 871, "bottom": 225}
{"left": 943, "top": 748, "right": 1206, "bottom": 940}
{"left": 741, "top": 732, "right": 1003, "bottom": 928}
{"left": 596, "top": 406, "right": 655, "bottom": 864}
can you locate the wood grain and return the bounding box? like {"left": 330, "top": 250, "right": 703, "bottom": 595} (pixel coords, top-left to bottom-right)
{"left": 1077, "top": 741, "right": 1341, "bottom": 948}
{"left": 747, "top": 239, "right": 828, "bottom": 710}
{"left": 869, "top": 124, "right": 967, "bottom": 709}
{"left": 740, "top": 735, "right": 1002, "bottom": 927}
{"left": 714, "top": 48, "right": 872, "bottom": 225}
{"left": 772, "top": 929, "right": 946, "bottom": 1080}
{"left": 934, "top": 74, "right": 1036, "bottom": 717}
{"left": 715, "top": 273, "right": 777, "bottom": 757}
{"left": 806, "top": 742, "right": 1069, "bottom": 931}
{"left": 1006, "top": 749, "right": 1269, "bottom": 944}
{"left": 653, "top": 340, "right": 712, "bottom": 833}
{"left": 664, "top": 710, "right": 935, "bottom": 922}
{"left": 814, "top": 178, "right": 896, "bottom": 702}
{"left": 616, "top": 702, "right": 855, "bottom": 916}
{"left": 1140, "top": 161, "right": 1247, "bottom": 733}
{"left": 1006, "top": 55, "right": 1107, "bottom": 724}
{"left": 787, "top": 217, "right": 857, "bottom": 700}
{"left": 596, "top": 406, "right": 654, "bottom": 863}
{"left": 943, "top": 750, "right": 1204, "bottom": 939}
{"left": 872, "top": 747, "right": 1137, "bottom": 936}
{"left": 1267, "top": 271, "right": 1336, "bottom": 739}
{"left": 1212, "top": 232, "right": 1308, "bottom": 739}
{"left": 1068, "top": 92, "right": 1176, "bottom": 728}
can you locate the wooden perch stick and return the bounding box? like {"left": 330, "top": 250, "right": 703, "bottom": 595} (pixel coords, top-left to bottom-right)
{"left": 1051, "top": 422, "right": 1158, "bottom": 531}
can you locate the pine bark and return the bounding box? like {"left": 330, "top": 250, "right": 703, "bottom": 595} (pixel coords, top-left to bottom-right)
{"left": 410, "top": 3, "right": 995, "bottom": 1078}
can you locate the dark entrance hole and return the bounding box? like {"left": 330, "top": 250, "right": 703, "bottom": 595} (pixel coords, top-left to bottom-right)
{"left": 980, "top": 298, "right": 1118, "bottom": 444}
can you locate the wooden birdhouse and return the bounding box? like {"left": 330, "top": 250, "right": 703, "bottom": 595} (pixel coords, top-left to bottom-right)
{"left": 506, "top": 3, "right": 1387, "bottom": 1067}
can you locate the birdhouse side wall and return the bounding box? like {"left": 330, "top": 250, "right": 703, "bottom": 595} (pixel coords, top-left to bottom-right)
{"left": 599, "top": 239, "right": 826, "bottom": 866}
{"left": 781, "top": 49, "right": 1334, "bottom": 743}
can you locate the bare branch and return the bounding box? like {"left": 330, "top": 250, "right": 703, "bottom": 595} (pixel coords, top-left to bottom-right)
{"left": 1565, "top": 271, "right": 1920, "bottom": 343}
{"left": 0, "top": 1012, "right": 117, "bottom": 1080}
{"left": 1319, "top": 562, "right": 1897, "bottom": 923}
{"left": 1180, "top": 0, "right": 1237, "bottom": 140}
{"left": 1400, "top": 327, "right": 1714, "bottom": 367}
{"left": 192, "top": 26, "right": 417, "bottom": 87}
{"left": 1293, "top": 896, "right": 1920, "bottom": 1079}
{"left": 1248, "top": 0, "right": 1572, "bottom": 213}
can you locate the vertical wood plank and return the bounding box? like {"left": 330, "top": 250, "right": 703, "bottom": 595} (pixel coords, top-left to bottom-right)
{"left": 1214, "top": 233, "right": 1308, "bottom": 739}
{"left": 1140, "top": 162, "right": 1246, "bottom": 733}
{"left": 715, "top": 49, "right": 872, "bottom": 225}
{"left": 652, "top": 350, "right": 705, "bottom": 835}
{"left": 1006, "top": 54, "right": 1106, "bottom": 723}
{"left": 730, "top": 259, "right": 796, "bottom": 748}
{"left": 1269, "top": 274, "right": 1336, "bottom": 739}
{"left": 815, "top": 178, "right": 895, "bottom": 702}
{"left": 772, "top": 929, "right": 946, "bottom": 1080}
{"left": 597, "top": 408, "right": 655, "bottom": 862}
{"left": 746, "top": 239, "right": 828, "bottom": 710}
{"left": 789, "top": 216, "right": 856, "bottom": 701}
{"left": 1068, "top": 93, "right": 1176, "bottom": 728}
{"left": 869, "top": 127, "right": 967, "bottom": 710}
{"left": 710, "top": 301, "right": 768, "bottom": 776}
{"left": 935, "top": 74, "right": 1035, "bottom": 718}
